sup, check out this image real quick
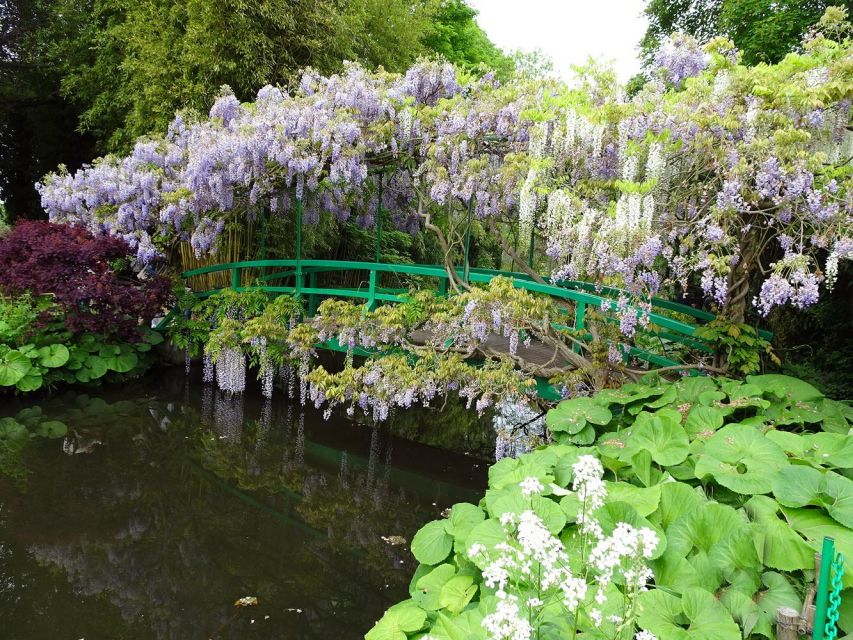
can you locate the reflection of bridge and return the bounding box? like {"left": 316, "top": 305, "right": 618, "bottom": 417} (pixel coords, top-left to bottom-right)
{"left": 169, "top": 256, "right": 760, "bottom": 401}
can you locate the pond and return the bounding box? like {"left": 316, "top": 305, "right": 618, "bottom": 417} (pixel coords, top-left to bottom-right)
{"left": 0, "top": 368, "right": 492, "bottom": 639}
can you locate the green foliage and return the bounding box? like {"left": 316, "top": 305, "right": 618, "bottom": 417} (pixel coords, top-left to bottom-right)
{"left": 640, "top": 0, "right": 847, "bottom": 66}
{"left": 31, "top": 0, "right": 506, "bottom": 152}
{"left": 423, "top": 0, "right": 513, "bottom": 77}
{"left": 371, "top": 374, "right": 853, "bottom": 639}
{"left": 694, "top": 318, "right": 778, "bottom": 375}
{"left": 0, "top": 292, "right": 164, "bottom": 394}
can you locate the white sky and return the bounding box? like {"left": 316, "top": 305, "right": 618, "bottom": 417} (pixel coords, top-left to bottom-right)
{"left": 468, "top": 0, "right": 649, "bottom": 82}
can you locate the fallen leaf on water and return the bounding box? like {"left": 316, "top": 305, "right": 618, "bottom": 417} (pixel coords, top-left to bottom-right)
{"left": 380, "top": 535, "right": 407, "bottom": 546}
{"left": 234, "top": 596, "right": 258, "bottom": 607}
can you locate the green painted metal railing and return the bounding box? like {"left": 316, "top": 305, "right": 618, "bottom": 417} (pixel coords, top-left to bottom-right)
{"left": 814, "top": 537, "right": 846, "bottom": 640}
{"left": 178, "top": 257, "right": 739, "bottom": 376}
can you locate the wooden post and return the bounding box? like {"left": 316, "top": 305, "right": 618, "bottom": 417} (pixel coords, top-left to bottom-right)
{"left": 776, "top": 607, "right": 801, "bottom": 640}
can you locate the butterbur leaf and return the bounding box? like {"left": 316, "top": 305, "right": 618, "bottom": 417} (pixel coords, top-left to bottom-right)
{"left": 637, "top": 587, "right": 741, "bottom": 639}
{"left": 782, "top": 507, "right": 853, "bottom": 588}
{"left": 746, "top": 374, "right": 824, "bottom": 402}
{"left": 744, "top": 496, "right": 813, "bottom": 572}
{"left": 546, "top": 397, "right": 611, "bottom": 434}
{"left": 366, "top": 600, "right": 427, "bottom": 640}
{"left": 438, "top": 575, "right": 477, "bottom": 614}
{"left": 0, "top": 350, "right": 33, "bottom": 386}
{"left": 410, "top": 520, "right": 453, "bottom": 565}
{"left": 684, "top": 406, "right": 723, "bottom": 438}
{"left": 412, "top": 564, "right": 455, "bottom": 611}
{"left": 446, "top": 503, "right": 485, "bottom": 551}
{"left": 37, "top": 344, "right": 69, "bottom": 368}
{"left": 772, "top": 467, "right": 853, "bottom": 527}
{"left": 15, "top": 372, "right": 44, "bottom": 392}
{"left": 693, "top": 425, "right": 787, "bottom": 495}
{"left": 625, "top": 409, "right": 689, "bottom": 466}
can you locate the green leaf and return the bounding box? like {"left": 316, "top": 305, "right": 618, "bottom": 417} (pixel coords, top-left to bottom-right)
{"left": 605, "top": 481, "right": 662, "bottom": 517}
{"left": 693, "top": 425, "right": 788, "bottom": 495}
{"left": 744, "top": 496, "right": 814, "bottom": 572}
{"left": 772, "top": 467, "right": 853, "bottom": 527}
{"left": 83, "top": 355, "right": 108, "bottom": 380}
{"left": 37, "top": 344, "right": 70, "bottom": 368}
{"left": 105, "top": 349, "right": 139, "bottom": 373}
{"left": 801, "top": 433, "right": 853, "bottom": 469}
{"left": 746, "top": 374, "right": 824, "bottom": 402}
{"left": 0, "top": 350, "right": 33, "bottom": 386}
{"left": 546, "top": 397, "right": 611, "bottom": 434}
{"left": 15, "top": 372, "right": 44, "bottom": 392}
{"left": 597, "top": 501, "right": 666, "bottom": 559}
{"left": 625, "top": 409, "right": 689, "bottom": 466}
{"left": 446, "top": 503, "right": 486, "bottom": 551}
{"left": 412, "top": 564, "right": 455, "bottom": 611}
{"left": 464, "top": 518, "right": 505, "bottom": 563}
{"left": 684, "top": 406, "right": 724, "bottom": 438}
{"left": 637, "top": 588, "right": 741, "bottom": 639}
{"left": 783, "top": 507, "right": 853, "bottom": 588}
{"left": 411, "top": 520, "right": 453, "bottom": 566}
{"left": 366, "top": 600, "right": 427, "bottom": 640}
{"left": 34, "top": 420, "right": 68, "bottom": 438}
{"left": 438, "top": 575, "right": 477, "bottom": 614}
{"left": 428, "top": 610, "right": 486, "bottom": 640}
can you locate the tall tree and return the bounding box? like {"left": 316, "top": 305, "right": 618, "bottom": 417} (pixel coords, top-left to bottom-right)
{"left": 1, "top": 0, "right": 508, "bottom": 220}
{"left": 0, "top": 0, "right": 95, "bottom": 221}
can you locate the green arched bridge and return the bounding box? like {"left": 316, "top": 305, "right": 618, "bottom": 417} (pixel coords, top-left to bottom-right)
{"left": 164, "top": 256, "right": 772, "bottom": 401}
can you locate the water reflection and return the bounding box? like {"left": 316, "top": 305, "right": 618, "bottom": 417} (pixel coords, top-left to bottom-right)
{"left": 0, "top": 369, "right": 489, "bottom": 639}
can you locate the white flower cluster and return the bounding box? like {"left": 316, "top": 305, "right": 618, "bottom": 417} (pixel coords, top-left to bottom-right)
{"left": 472, "top": 455, "right": 659, "bottom": 640}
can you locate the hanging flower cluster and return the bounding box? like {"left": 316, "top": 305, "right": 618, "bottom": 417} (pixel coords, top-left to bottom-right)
{"left": 47, "top": 11, "right": 853, "bottom": 325}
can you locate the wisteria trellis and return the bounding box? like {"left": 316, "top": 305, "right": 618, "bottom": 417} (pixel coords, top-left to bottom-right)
{"left": 38, "top": 22, "right": 853, "bottom": 323}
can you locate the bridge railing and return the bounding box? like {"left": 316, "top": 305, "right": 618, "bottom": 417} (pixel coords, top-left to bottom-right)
{"left": 179, "top": 258, "right": 763, "bottom": 371}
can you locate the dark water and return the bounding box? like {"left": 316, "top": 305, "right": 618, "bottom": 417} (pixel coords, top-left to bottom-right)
{"left": 0, "top": 368, "right": 491, "bottom": 640}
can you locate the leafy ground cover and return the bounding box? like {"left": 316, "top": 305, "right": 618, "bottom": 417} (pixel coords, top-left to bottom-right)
{"left": 368, "top": 374, "right": 853, "bottom": 639}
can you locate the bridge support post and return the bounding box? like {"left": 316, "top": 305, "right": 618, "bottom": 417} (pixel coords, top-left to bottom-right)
{"left": 295, "top": 196, "right": 303, "bottom": 298}
{"left": 573, "top": 302, "right": 585, "bottom": 354}
{"left": 463, "top": 197, "right": 473, "bottom": 283}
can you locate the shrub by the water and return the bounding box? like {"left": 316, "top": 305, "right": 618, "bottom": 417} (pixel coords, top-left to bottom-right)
{"left": 0, "top": 220, "right": 171, "bottom": 340}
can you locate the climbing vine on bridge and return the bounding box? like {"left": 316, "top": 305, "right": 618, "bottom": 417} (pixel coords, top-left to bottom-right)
{"left": 39, "top": 8, "right": 853, "bottom": 332}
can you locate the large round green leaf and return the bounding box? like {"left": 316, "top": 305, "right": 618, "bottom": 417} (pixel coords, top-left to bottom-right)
{"left": 546, "top": 397, "right": 611, "bottom": 434}
{"left": 802, "top": 433, "right": 853, "bottom": 469}
{"left": 684, "top": 406, "right": 724, "bottom": 439}
{"left": 438, "top": 575, "right": 477, "bottom": 614}
{"left": 625, "top": 409, "right": 689, "bottom": 466}
{"left": 83, "top": 355, "right": 108, "bottom": 380}
{"left": 37, "top": 344, "right": 70, "bottom": 368}
{"left": 410, "top": 520, "right": 453, "bottom": 565}
{"left": 744, "top": 496, "right": 814, "bottom": 572}
{"left": 637, "top": 588, "right": 741, "bottom": 639}
{"left": 747, "top": 374, "right": 824, "bottom": 403}
{"left": 693, "top": 425, "right": 788, "bottom": 495}
{"left": 0, "top": 350, "right": 33, "bottom": 386}
{"left": 446, "top": 502, "right": 485, "bottom": 548}
{"left": 365, "top": 600, "right": 427, "bottom": 640}
{"left": 773, "top": 467, "right": 853, "bottom": 527}
{"left": 464, "top": 518, "right": 505, "bottom": 562}
{"left": 15, "top": 372, "right": 44, "bottom": 392}
{"left": 105, "top": 349, "right": 139, "bottom": 373}
{"left": 782, "top": 507, "right": 853, "bottom": 588}
{"left": 412, "top": 564, "right": 455, "bottom": 611}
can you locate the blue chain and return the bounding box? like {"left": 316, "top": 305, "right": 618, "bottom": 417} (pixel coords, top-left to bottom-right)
{"left": 824, "top": 551, "right": 845, "bottom": 640}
